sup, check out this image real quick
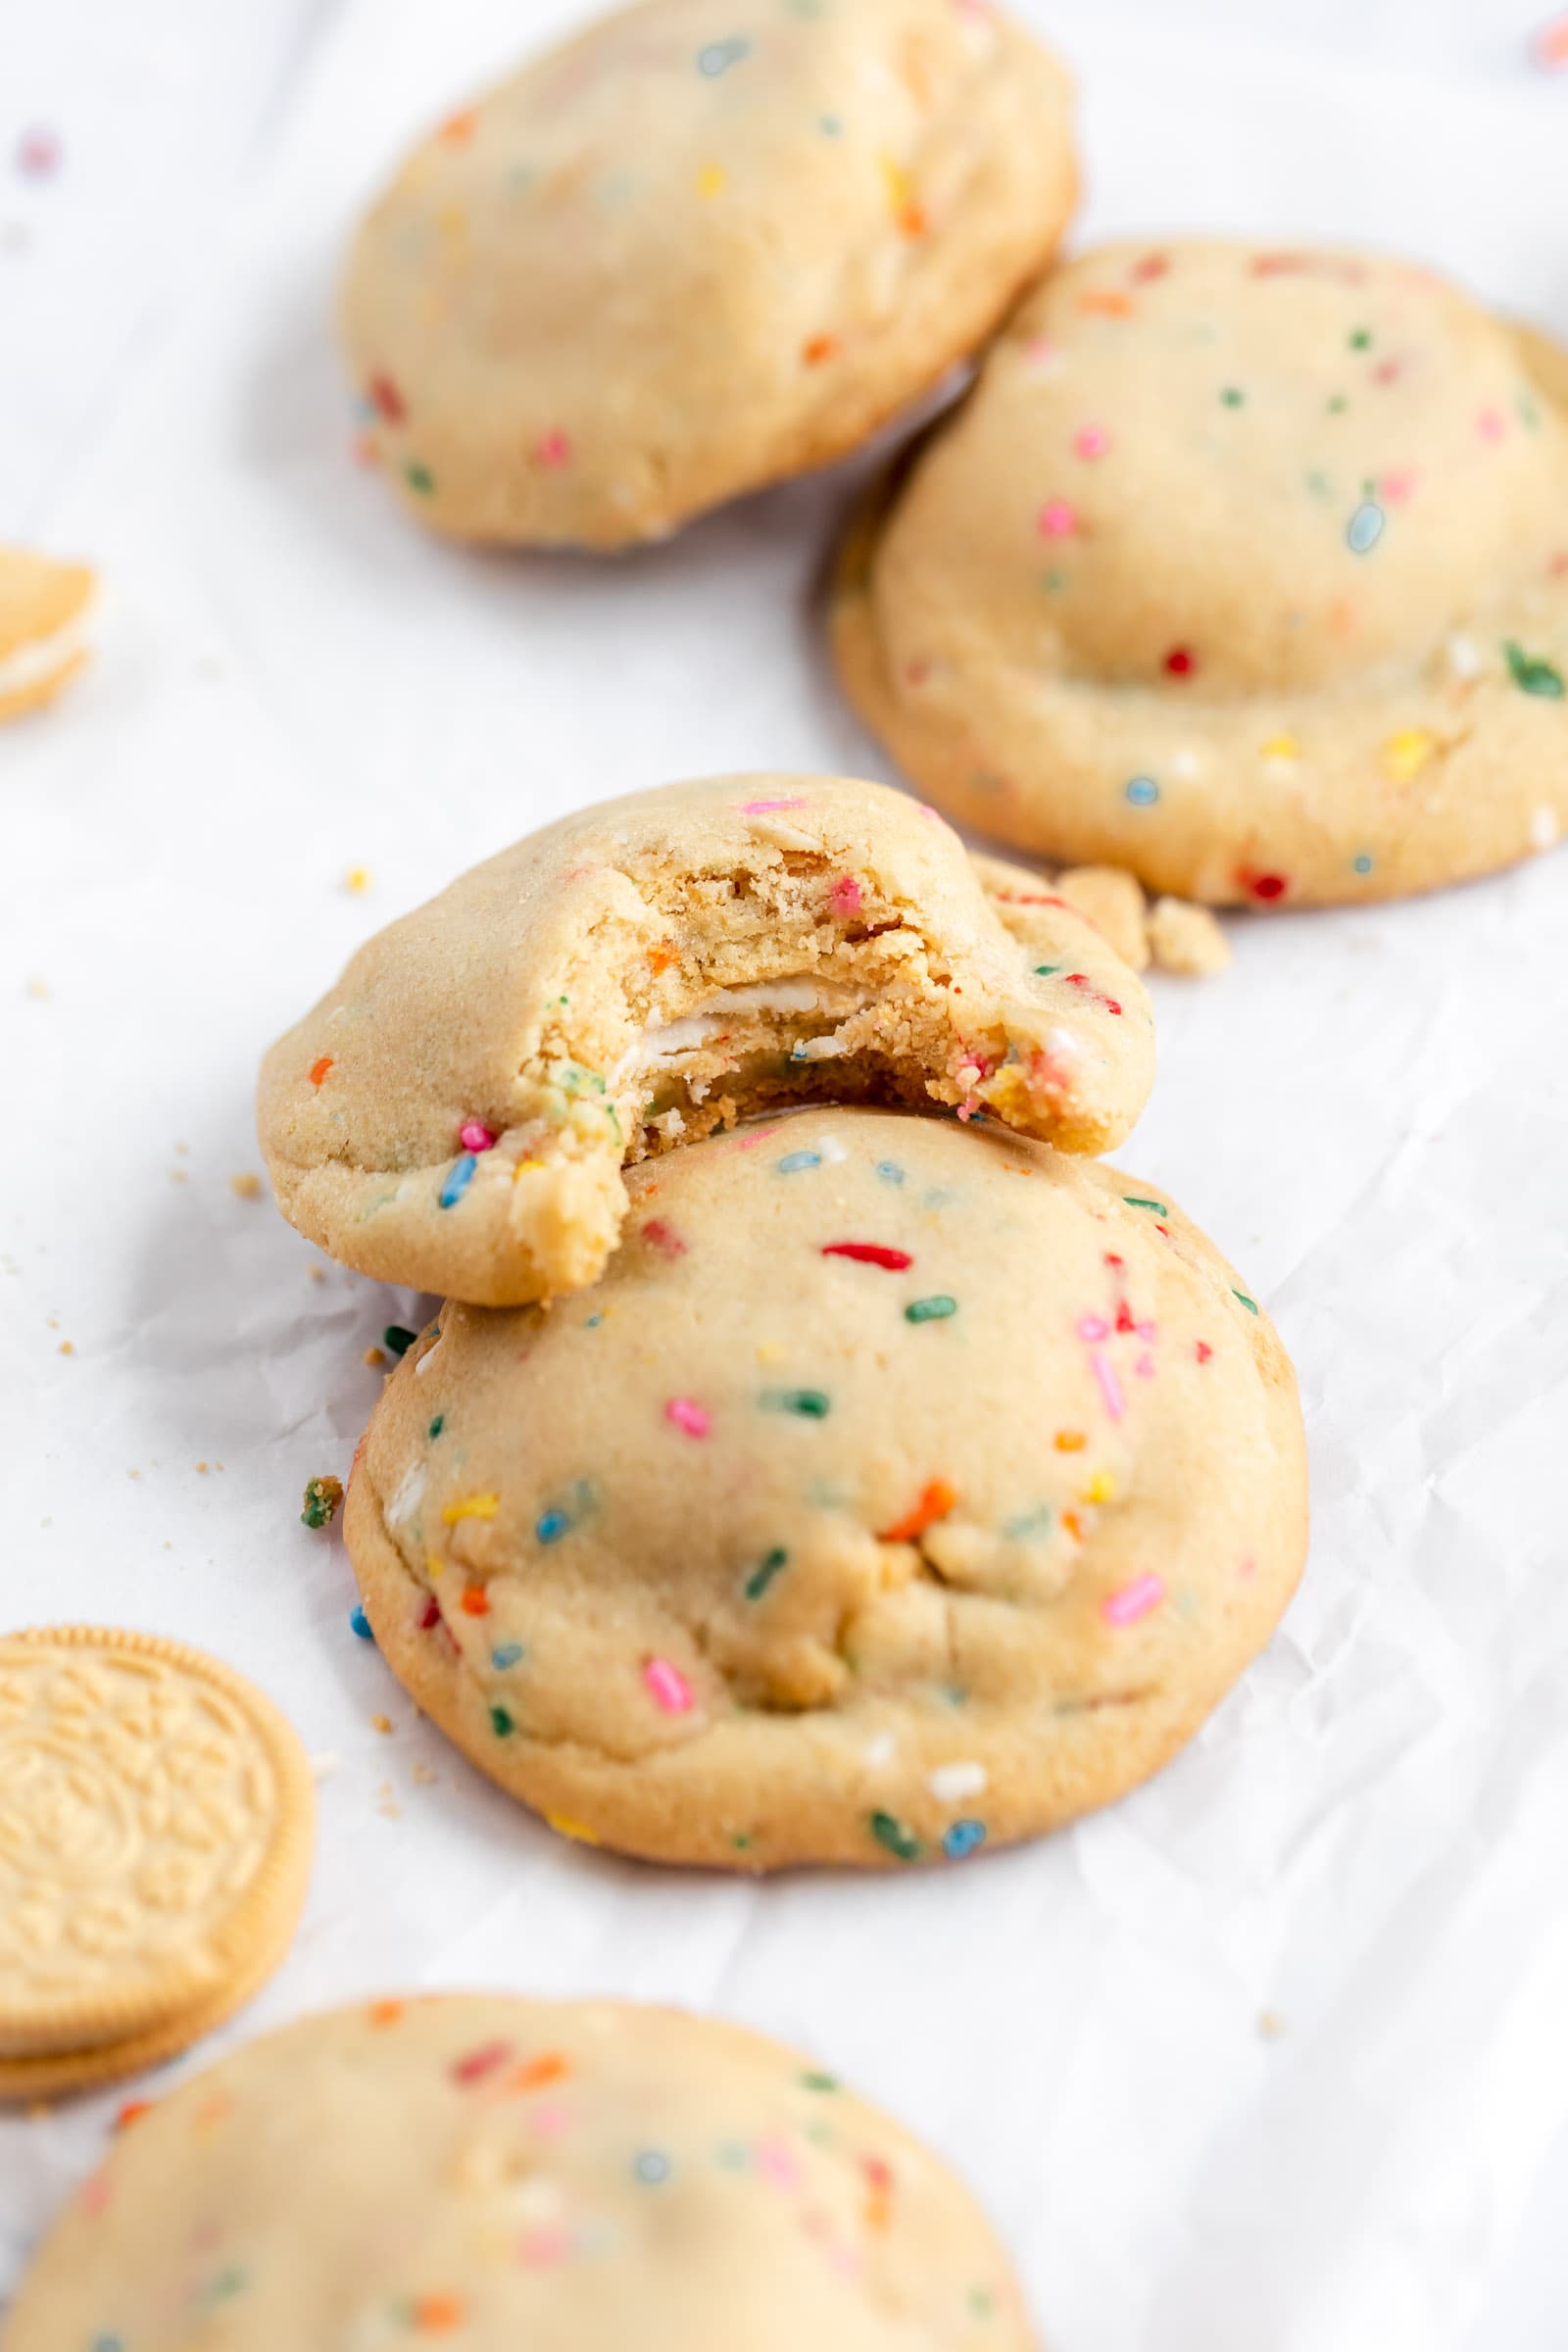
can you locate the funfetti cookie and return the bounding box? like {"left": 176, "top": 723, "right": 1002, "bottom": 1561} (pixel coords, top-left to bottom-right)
{"left": 257, "top": 775, "right": 1152, "bottom": 1308}
{"left": 0, "top": 1629, "right": 315, "bottom": 2098}
{"left": 0, "top": 545, "right": 96, "bottom": 722}
{"left": 344, "top": 1106, "right": 1306, "bottom": 1871}
{"left": 832, "top": 238, "right": 1568, "bottom": 907}
{"left": 342, "top": 0, "right": 1076, "bottom": 548}
{"left": 6, "top": 1995, "right": 1035, "bottom": 2351}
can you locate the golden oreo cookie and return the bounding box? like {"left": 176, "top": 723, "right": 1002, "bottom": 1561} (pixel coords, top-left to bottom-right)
{"left": 0, "top": 1629, "right": 315, "bottom": 2096}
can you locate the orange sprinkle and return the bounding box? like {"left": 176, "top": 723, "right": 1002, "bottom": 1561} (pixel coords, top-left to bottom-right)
{"left": 352, "top": 432, "right": 380, "bottom": 468}
{"left": 647, "top": 944, "right": 676, "bottom": 976}
{"left": 368, "top": 1998, "right": 406, "bottom": 2029}
{"left": 309, "top": 1055, "right": 333, "bottom": 1087}
{"left": 1054, "top": 1430, "right": 1087, "bottom": 1451}
{"left": 412, "top": 2294, "right": 466, "bottom": 2332}
{"left": 511, "top": 2051, "right": 571, "bottom": 2091}
{"left": 863, "top": 2153, "right": 895, "bottom": 2231}
{"left": 877, "top": 1478, "right": 956, "bottom": 1544}
{"left": 897, "top": 201, "right": 927, "bottom": 239}
{"left": 803, "top": 332, "right": 839, "bottom": 366}
{"left": 438, "top": 109, "right": 477, "bottom": 145}
{"left": 1078, "top": 289, "right": 1135, "bottom": 318}
{"left": 460, "top": 1584, "right": 490, "bottom": 1616}
{"left": 115, "top": 2099, "right": 153, "bottom": 2132}
{"left": 1061, "top": 1509, "right": 1082, "bottom": 1541}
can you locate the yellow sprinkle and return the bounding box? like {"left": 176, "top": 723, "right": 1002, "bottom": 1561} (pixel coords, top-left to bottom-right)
{"left": 425, "top": 1551, "right": 445, "bottom": 1581}
{"left": 548, "top": 1813, "right": 602, "bottom": 1846}
{"left": 1382, "top": 727, "right": 1434, "bottom": 783}
{"left": 345, "top": 865, "right": 372, "bottom": 896}
{"left": 1083, "top": 1470, "right": 1116, "bottom": 1504}
{"left": 878, "top": 152, "right": 911, "bottom": 211}
{"left": 756, "top": 1341, "right": 784, "bottom": 1365}
{"left": 696, "top": 161, "right": 726, "bottom": 199}
{"left": 1260, "top": 734, "right": 1298, "bottom": 762}
{"left": 442, "top": 1493, "right": 499, "bottom": 1525}
{"left": 436, "top": 203, "right": 467, "bottom": 240}
{"left": 514, "top": 1157, "right": 547, "bottom": 1179}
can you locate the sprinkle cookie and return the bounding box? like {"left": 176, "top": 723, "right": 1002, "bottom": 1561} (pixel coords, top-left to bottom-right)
{"left": 344, "top": 1106, "right": 1306, "bottom": 1869}
{"left": 832, "top": 239, "right": 1568, "bottom": 905}
{"left": 0, "top": 545, "right": 96, "bottom": 722}
{"left": 0, "top": 1630, "right": 315, "bottom": 2096}
{"left": 6, "top": 1994, "right": 1033, "bottom": 2348}
{"left": 257, "top": 776, "right": 1152, "bottom": 1308}
{"left": 342, "top": 0, "right": 1076, "bottom": 548}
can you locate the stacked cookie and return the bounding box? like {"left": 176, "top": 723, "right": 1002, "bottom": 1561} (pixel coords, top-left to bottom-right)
{"left": 257, "top": 774, "right": 1307, "bottom": 1871}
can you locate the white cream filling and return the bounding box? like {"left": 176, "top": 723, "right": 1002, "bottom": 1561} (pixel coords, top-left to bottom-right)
{"left": 0, "top": 589, "right": 96, "bottom": 698}
{"left": 622, "top": 981, "right": 871, "bottom": 1077}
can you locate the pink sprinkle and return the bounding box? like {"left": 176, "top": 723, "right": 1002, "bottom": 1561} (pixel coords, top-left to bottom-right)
{"left": 641, "top": 1217, "right": 686, "bottom": 1258}
{"left": 1381, "top": 468, "right": 1418, "bottom": 505}
{"left": 757, "top": 2135, "right": 803, "bottom": 2188}
{"left": 79, "top": 2174, "right": 112, "bottom": 2216}
{"left": 530, "top": 2101, "right": 570, "bottom": 2138}
{"left": 731, "top": 1124, "right": 782, "bottom": 1152}
{"left": 1038, "top": 498, "right": 1079, "bottom": 538}
{"left": 16, "top": 126, "right": 60, "bottom": 177}
{"left": 643, "top": 1656, "right": 694, "bottom": 1714}
{"left": 518, "top": 2225, "right": 571, "bottom": 2268}
{"left": 1135, "top": 1352, "right": 1156, "bottom": 1378}
{"left": 1478, "top": 408, "right": 1506, "bottom": 443}
{"left": 740, "top": 796, "right": 807, "bottom": 814}
{"left": 1076, "top": 1314, "right": 1110, "bottom": 1343}
{"left": 534, "top": 428, "right": 572, "bottom": 467}
{"left": 459, "top": 1119, "right": 496, "bottom": 1152}
{"left": 829, "top": 875, "right": 862, "bottom": 915}
{"left": 1135, "top": 1320, "right": 1157, "bottom": 1341}
{"left": 826, "top": 2244, "right": 863, "bottom": 2280}
{"left": 956, "top": 1098, "right": 983, "bottom": 1122}
{"left": 1090, "top": 1348, "right": 1125, "bottom": 1422}
{"left": 1025, "top": 335, "right": 1058, "bottom": 366}
{"left": 451, "top": 2038, "right": 514, "bottom": 2085}
{"left": 664, "top": 1396, "right": 710, "bottom": 1439}
{"left": 1101, "top": 1572, "right": 1165, "bottom": 1628}
{"left": 1239, "top": 1555, "right": 1257, "bottom": 1581}
{"left": 1073, "top": 425, "right": 1110, "bottom": 460}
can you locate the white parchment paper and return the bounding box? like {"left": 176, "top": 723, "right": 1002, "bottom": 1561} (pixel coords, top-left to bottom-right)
{"left": 3, "top": 5, "right": 1567, "bottom": 2344}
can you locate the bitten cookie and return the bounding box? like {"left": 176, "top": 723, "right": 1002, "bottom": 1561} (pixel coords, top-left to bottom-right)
{"left": 342, "top": 0, "right": 1076, "bottom": 547}
{"left": 833, "top": 238, "right": 1568, "bottom": 906}
{"left": 0, "top": 1630, "right": 314, "bottom": 2097}
{"left": 257, "top": 775, "right": 1152, "bottom": 1308}
{"left": 0, "top": 545, "right": 96, "bottom": 722}
{"left": 344, "top": 1106, "right": 1306, "bottom": 1870}
{"left": 6, "top": 1994, "right": 1035, "bottom": 2349}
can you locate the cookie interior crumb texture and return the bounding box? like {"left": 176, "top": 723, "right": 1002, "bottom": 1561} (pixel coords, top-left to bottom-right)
{"left": 0, "top": 544, "right": 97, "bottom": 723}
{"left": 344, "top": 1106, "right": 1306, "bottom": 1870}
{"left": 257, "top": 775, "right": 1152, "bottom": 1307}
{"left": 832, "top": 238, "right": 1568, "bottom": 906}
{"left": 341, "top": 0, "right": 1077, "bottom": 547}
{"left": 4, "top": 1995, "right": 1037, "bottom": 2348}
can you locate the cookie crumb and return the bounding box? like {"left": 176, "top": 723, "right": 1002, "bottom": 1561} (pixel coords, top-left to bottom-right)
{"left": 1147, "top": 897, "right": 1231, "bottom": 976}
{"left": 311, "top": 1750, "right": 341, "bottom": 1781}
{"left": 1256, "top": 2008, "right": 1288, "bottom": 2040}
{"left": 371, "top": 1713, "right": 394, "bottom": 1736}
{"left": 25, "top": 976, "right": 49, "bottom": 1000}
{"left": 301, "top": 1474, "right": 344, "bottom": 1530}
{"left": 57, "top": 1340, "right": 74, "bottom": 1356}
{"left": 229, "top": 1171, "right": 262, "bottom": 1200}
{"left": 363, "top": 1346, "right": 388, "bottom": 1369}
{"left": 1054, "top": 865, "right": 1150, "bottom": 970}
{"left": 345, "top": 865, "right": 372, "bottom": 896}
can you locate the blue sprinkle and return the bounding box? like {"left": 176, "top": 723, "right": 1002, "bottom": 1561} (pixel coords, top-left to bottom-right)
{"left": 584, "top": 1313, "right": 603, "bottom": 1328}
{"left": 818, "top": 111, "right": 842, "bottom": 134}
{"left": 697, "top": 34, "right": 750, "bottom": 74}
{"left": 1347, "top": 501, "right": 1385, "bottom": 554}
{"left": 943, "top": 1819, "right": 987, "bottom": 1859}
{"left": 777, "top": 1150, "right": 821, "bottom": 1174}
{"left": 94, "top": 2339, "right": 125, "bottom": 2352}
{"left": 1352, "top": 853, "right": 1374, "bottom": 875}
{"left": 1125, "top": 775, "right": 1159, "bottom": 807}
{"left": 634, "top": 2148, "right": 672, "bottom": 2183}
{"left": 1003, "top": 1505, "right": 1053, "bottom": 1541}
{"left": 350, "top": 1604, "right": 374, "bottom": 1642}
{"left": 491, "top": 1642, "right": 523, "bottom": 1670}
{"left": 875, "top": 1160, "right": 906, "bottom": 1185}
{"left": 536, "top": 1507, "right": 571, "bottom": 1544}
{"left": 439, "top": 1152, "right": 478, "bottom": 1208}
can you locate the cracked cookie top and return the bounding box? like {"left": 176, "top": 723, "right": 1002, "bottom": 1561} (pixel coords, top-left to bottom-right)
{"left": 5, "top": 1993, "right": 1034, "bottom": 2349}
{"left": 343, "top": 1106, "right": 1306, "bottom": 1869}
{"left": 832, "top": 238, "right": 1568, "bottom": 906}
{"left": 342, "top": 0, "right": 1076, "bottom": 548}
{"left": 256, "top": 773, "right": 1152, "bottom": 1307}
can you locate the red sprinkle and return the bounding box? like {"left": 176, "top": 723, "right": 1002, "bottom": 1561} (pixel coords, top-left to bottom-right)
{"left": 641, "top": 1218, "right": 687, "bottom": 1259}
{"left": 417, "top": 1595, "right": 441, "bottom": 1630}
{"left": 368, "top": 372, "right": 406, "bottom": 423}
{"left": 1249, "top": 873, "right": 1289, "bottom": 902}
{"left": 1130, "top": 252, "right": 1170, "bottom": 282}
{"left": 821, "top": 1242, "right": 913, "bottom": 1272}
{"left": 1163, "top": 647, "right": 1195, "bottom": 676}
{"left": 1196, "top": 1341, "right": 1213, "bottom": 1364}
{"left": 450, "top": 2039, "right": 514, "bottom": 2085}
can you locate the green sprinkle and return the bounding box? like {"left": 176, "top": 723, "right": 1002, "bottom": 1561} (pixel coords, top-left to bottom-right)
{"left": 1326, "top": 394, "right": 1348, "bottom": 415}
{"left": 1033, "top": 961, "right": 1061, "bottom": 977}
{"left": 404, "top": 461, "right": 435, "bottom": 495}
{"left": 869, "top": 1810, "right": 922, "bottom": 1862}
{"left": 427, "top": 1415, "right": 445, "bottom": 1440}
{"left": 489, "top": 1705, "right": 514, "bottom": 1737}
{"left": 731, "top": 1833, "right": 752, "bottom": 1850}
{"left": 760, "top": 1388, "right": 831, "bottom": 1418}
{"left": 1348, "top": 327, "right": 1372, "bottom": 350}
{"left": 970, "top": 2287, "right": 998, "bottom": 2319}
{"left": 906, "top": 1296, "right": 956, "bottom": 1324}
{"left": 745, "top": 1546, "right": 789, "bottom": 1601}
{"left": 1219, "top": 385, "right": 1245, "bottom": 407}
{"left": 300, "top": 1474, "right": 343, "bottom": 1531}
{"left": 1504, "top": 640, "right": 1565, "bottom": 698}
{"left": 1122, "top": 1196, "right": 1168, "bottom": 1214}
{"left": 383, "top": 1324, "right": 417, "bottom": 1356}
{"left": 801, "top": 2069, "right": 839, "bottom": 2091}
{"left": 1232, "top": 1289, "right": 1259, "bottom": 1315}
